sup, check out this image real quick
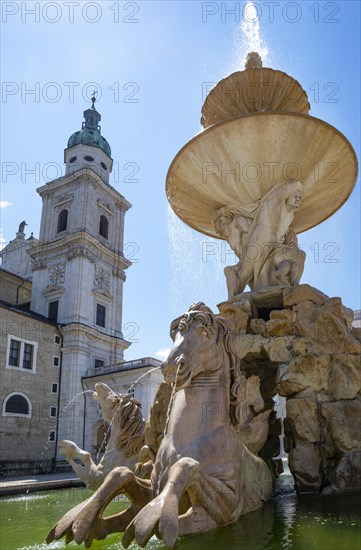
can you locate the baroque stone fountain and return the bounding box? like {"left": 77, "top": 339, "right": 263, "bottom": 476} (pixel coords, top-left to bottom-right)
{"left": 47, "top": 53, "right": 360, "bottom": 548}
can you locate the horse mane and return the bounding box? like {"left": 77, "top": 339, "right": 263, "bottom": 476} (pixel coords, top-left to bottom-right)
{"left": 179, "top": 302, "right": 243, "bottom": 427}
{"left": 109, "top": 395, "right": 145, "bottom": 458}
{"left": 214, "top": 314, "right": 243, "bottom": 427}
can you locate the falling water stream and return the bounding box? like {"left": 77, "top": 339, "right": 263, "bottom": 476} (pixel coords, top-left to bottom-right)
{"left": 154, "top": 363, "right": 181, "bottom": 497}
{"left": 167, "top": 1, "right": 270, "bottom": 315}
{"left": 23, "top": 391, "right": 94, "bottom": 478}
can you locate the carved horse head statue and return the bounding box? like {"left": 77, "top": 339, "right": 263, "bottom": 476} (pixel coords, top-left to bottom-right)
{"left": 162, "top": 302, "right": 242, "bottom": 426}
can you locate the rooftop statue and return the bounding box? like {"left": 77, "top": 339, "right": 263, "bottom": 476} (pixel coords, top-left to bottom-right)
{"left": 18, "top": 220, "right": 27, "bottom": 234}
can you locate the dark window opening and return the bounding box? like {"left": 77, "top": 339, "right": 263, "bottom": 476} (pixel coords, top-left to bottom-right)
{"left": 9, "top": 339, "right": 20, "bottom": 367}
{"left": 94, "top": 359, "right": 105, "bottom": 369}
{"left": 99, "top": 215, "right": 109, "bottom": 239}
{"left": 48, "top": 301, "right": 59, "bottom": 323}
{"left": 51, "top": 383, "right": 58, "bottom": 394}
{"left": 5, "top": 395, "right": 29, "bottom": 415}
{"left": 57, "top": 209, "right": 68, "bottom": 233}
{"left": 101, "top": 162, "right": 107, "bottom": 170}
{"left": 22, "top": 343, "right": 34, "bottom": 370}
{"left": 96, "top": 304, "right": 106, "bottom": 328}
{"left": 84, "top": 155, "right": 94, "bottom": 162}
{"left": 48, "top": 430, "right": 56, "bottom": 442}
{"left": 69, "top": 156, "right": 77, "bottom": 163}
{"left": 50, "top": 406, "right": 57, "bottom": 418}
{"left": 54, "top": 335, "right": 61, "bottom": 345}
{"left": 53, "top": 356, "right": 60, "bottom": 367}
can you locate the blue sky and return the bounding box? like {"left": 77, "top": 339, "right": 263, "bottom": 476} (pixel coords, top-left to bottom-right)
{"left": 1, "top": 1, "right": 360, "bottom": 360}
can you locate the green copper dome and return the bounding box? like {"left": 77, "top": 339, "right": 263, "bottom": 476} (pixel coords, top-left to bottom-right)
{"left": 67, "top": 128, "right": 111, "bottom": 156}
{"left": 67, "top": 99, "right": 111, "bottom": 157}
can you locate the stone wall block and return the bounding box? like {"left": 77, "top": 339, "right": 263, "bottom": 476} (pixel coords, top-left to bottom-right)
{"left": 286, "top": 398, "right": 320, "bottom": 443}
{"left": 317, "top": 297, "right": 354, "bottom": 329}
{"left": 329, "top": 354, "right": 361, "bottom": 401}
{"left": 291, "top": 337, "right": 319, "bottom": 356}
{"left": 278, "top": 354, "right": 329, "bottom": 396}
{"left": 288, "top": 443, "right": 323, "bottom": 493}
{"left": 328, "top": 450, "right": 361, "bottom": 493}
{"left": 250, "top": 318, "right": 267, "bottom": 337}
{"left": 321, "top": 398, "right": 361, "bottom": 455}
{"left": 308, "top": 312, "right": 361, "bottom": 354}
{"left": 218, "top": 300, "right": 252, "bottom": 332}
{"left": 283, "top": 284, "right": 328, "bottom": 308}
{"left": 268, "top": 336, "right": 294, "bottom": 363}
{"left": 270, "top": 309, "right": 297, "bottom": 322}
{"left": 342, "top": 306, "right": 354, "bottom": 329}
{"left": 265, "top": 319, "right": 298, "bottom": 337}
{"left": 294, "top": 300, "right": 320, "bottom": 334}
{"left": 233, "top": 334, "right": 270, "bottom": 362}
{"left": 320, "top": 297, "right": 343, "bottom": 319}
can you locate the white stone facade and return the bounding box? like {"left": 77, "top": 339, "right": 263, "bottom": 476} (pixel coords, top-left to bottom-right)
{"left": 0, "top": 233, "right": 38, "bottom": 280}
{"left": 64, "top": 143, "right": 113, "bottom": 185}
{"left": 28, "top": 164, "right": 132, "bottom": 450}
{"left": 0, "top": 105, "right": 165, "bottom": 474}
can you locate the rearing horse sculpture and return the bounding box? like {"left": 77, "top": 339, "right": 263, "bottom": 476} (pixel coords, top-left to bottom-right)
{"left": 59, "top": 383, "right": 145, "bottom": 490}
{"left": 47, "top": 303, "right": 272, "bottom": 549}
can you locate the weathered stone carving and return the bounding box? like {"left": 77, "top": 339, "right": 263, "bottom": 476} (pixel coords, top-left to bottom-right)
{"left": 217, "top": 284, "right": 361, "bottom": 493}
{"left": 134, "top": 380, "right": 172, "bottom": 479}
{"left": 47, "top": 303, "right": 272, "bottom": 548}
{"left": 59, "top": 383, "right": 144, "bottom": 490}
{"left": 212, "top": 181, "right": 306, "bottom": 299}
{"left": 18, "top": 220, "right": 27, "bottom": 234}
{"left": 49, "top": 262, "right": 66, "bottom": 285}
{"left": 94, "top": 265, "right": 110, "bottom": 290}
{"left": 54, "top": 193, "right": 74, "bottom": 209}
{"left": 67, "top": 245, "right": 97, "bottom": 263}
{"left": 112, "top": 266, "right": 126, "bottom": 280}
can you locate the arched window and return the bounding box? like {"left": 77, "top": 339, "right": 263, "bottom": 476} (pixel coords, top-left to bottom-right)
{"left": 57, "top": 209, "right": 68, "bottom": 233}
{"left": 3, "top": 393, "right": 32, "bottom": 417}
{"left": 99, "top": 215, "right": 109, "bottom": 239}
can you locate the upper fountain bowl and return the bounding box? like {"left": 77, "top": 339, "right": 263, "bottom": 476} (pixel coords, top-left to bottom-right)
{"left": 167, "top": 111, "right": 358, "bottom": 237}
{"left": 167, "top": 52, "right": 358, "bottom": 238}
{"left": 201, "top": 52, "right": 310, "bottom": 128}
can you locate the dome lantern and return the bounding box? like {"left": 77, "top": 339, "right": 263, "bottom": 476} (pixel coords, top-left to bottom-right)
{"left": 64, "top": 94, "right": 113, "bottom": 184}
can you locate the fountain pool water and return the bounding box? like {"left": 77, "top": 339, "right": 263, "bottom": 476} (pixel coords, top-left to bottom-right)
{"left": 0, "top": 483, "right": 360, "bottom": 550}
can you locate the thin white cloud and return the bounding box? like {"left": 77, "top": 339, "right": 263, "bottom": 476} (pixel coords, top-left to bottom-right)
{"left": 0, "top": 201, "right": 12, "bottom": 208}
{"left": 155, "top": 348, "right": 170, "bottom": 361}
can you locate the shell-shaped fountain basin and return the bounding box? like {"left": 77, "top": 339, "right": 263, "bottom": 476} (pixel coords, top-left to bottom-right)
{"left": 201, "top": 68, "right": 310, "bottom": 128}
{"left": 166, "top": 111, "right": 358, "bottom": 239}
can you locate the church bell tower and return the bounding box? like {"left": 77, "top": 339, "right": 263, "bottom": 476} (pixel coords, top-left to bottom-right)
{"left": 30, "top": 97, "right": 132, "bottom": 447}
